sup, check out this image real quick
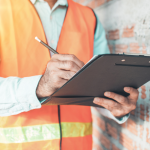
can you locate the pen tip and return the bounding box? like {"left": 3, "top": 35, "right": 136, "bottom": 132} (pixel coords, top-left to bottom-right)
{"left": 35, "top": 37, "right": 41, "bottom": 42}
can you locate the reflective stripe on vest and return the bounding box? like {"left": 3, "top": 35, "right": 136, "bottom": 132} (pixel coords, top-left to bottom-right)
{"left": 0, "top": 0, "right": 96, "bottom": 149}
{"left": 0, "top": 122, "right": 92, "bottom": 143}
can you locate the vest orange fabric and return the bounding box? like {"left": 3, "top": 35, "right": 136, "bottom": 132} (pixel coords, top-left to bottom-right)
{"left": 0, "top": 0, "right": 96, "bottom": 149}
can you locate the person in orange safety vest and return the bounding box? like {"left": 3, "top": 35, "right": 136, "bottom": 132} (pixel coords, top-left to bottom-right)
{"left": 0, "top": 0, "right": 139, "bottom": 150}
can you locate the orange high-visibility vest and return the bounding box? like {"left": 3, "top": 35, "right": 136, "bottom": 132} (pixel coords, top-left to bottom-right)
{"left": 0, "top": 0, "right": 96, "bottom": 150}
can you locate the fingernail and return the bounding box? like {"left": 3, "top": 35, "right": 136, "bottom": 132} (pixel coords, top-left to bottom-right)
{"left": 93, "top": 97, "right": 101, "bottom": 103}
{"left": 125, "top": 87, "right": 130, "bottom": 92}
{"left": 104, "top": 92, "right": 110, "bottom": 97}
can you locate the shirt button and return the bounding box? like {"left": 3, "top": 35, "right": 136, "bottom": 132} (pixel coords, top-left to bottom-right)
{"left": 50, "top": 16, "right": 52, "bottom": 20}
{"left": 31, "top": 104, "right": 38, "bottom": 108}
{"left": 51, "top": 40, "right": 54, "bottom": 44}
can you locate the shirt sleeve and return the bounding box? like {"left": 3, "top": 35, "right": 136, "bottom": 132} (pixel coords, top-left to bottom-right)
{"left": 0, "top": 76, "right": 42, "bottom": 116}
{"left": 93, "top": 14, "right": 110, "bottom": 55}
{"left": 93, "top": 14, "right": 129, "bottom": 124}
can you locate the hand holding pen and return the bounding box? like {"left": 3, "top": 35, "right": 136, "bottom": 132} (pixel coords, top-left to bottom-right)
{"left": 35, "top": 37, "right": 84, "bottom": 98}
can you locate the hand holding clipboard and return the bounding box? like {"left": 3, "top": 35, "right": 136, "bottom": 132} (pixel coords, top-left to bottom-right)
{"left": 35, "top": 37, "right": 139, "bottom": 118}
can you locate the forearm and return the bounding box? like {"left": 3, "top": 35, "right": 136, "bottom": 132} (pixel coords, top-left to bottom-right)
{"left": 0, "top": 76, "right": 42, "bottom": 116}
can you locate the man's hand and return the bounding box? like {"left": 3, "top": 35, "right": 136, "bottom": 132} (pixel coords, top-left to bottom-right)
{"left": 93, "top": 87, "right": 139, "bottom": 118}
{"left": 36, "top": 54, "right": 84, "bottom": 99}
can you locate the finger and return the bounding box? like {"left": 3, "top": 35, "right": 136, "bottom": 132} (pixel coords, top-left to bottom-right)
{"left": 52, "top": 54, "right": 85, "bottom": 68}
{"left": 93, "top": 97, "right": 120, "bottom": 111}
{"left": 104, "top": 92, "right": 128, "bottom": 105}
{"left": 57, "top": 78, "right": 68, "bottom": 87}
{"left": 52, "top": 76, "right": 68, "bottom": 88}
{"left": 52, "top": 60, "right": 81, "bottom": 73}
{"left": 57, "top": 70, "right": 76, "bottom": 80}
{"left": 124, "top": 87, "right": 139, "bottom": 101}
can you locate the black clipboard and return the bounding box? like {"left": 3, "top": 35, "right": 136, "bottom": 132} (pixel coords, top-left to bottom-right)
{"left": 42, "top": 54, "right": 150, "bottom": 107}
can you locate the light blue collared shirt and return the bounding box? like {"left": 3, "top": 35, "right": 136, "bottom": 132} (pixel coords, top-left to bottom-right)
{"left": 0, "top": 0, "right": 128, "bottom": 124}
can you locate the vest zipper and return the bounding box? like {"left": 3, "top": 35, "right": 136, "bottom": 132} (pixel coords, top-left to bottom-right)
{"left": 58, "top": 105, "right": 62, "bottom": 150}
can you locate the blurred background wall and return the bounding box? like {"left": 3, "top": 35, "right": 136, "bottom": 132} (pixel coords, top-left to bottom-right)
{"left": 74, "top": 0, "right": 150, "bottom": 149}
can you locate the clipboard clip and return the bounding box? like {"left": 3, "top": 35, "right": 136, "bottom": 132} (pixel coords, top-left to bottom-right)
{"left": 122, "top": 52, "right": 150, "bottom": 57}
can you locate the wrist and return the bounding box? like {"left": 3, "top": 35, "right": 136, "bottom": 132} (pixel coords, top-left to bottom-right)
{"left": 36, "top": 83, "right": 50, "bottom": 99}
{"left": 36, "top": 75, "right": 50, "bottom": 99}
{"left": 36, "top": 88, "right": 52, "bottom": 99}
